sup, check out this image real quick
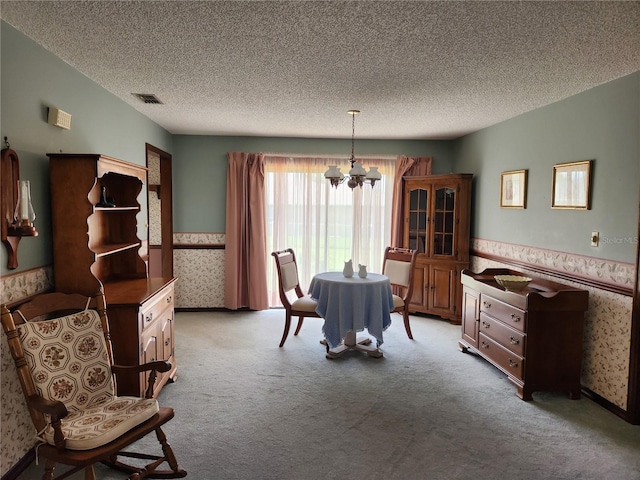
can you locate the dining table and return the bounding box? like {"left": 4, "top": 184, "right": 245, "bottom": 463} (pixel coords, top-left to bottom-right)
{"left": 308, "top": 271, "right": 395, "bottom": 359}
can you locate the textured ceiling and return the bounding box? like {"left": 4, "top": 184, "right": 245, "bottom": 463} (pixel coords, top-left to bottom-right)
{"left": 2, "top": 1, "right": 639, "bottom": 140}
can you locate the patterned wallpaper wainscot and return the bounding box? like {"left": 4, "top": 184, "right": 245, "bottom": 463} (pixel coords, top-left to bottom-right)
{"left": 173, "top": 233, "right": 225, "bottom": 309}
{"left": 471, "top": 238, "right": 635, "bottom": 412}
{"left": 1, "top": 266, "right": 54, "bottom": 476}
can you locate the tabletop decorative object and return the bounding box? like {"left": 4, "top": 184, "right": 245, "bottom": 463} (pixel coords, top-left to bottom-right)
{"left": 96, "top": 186, "right": 116, "bottom": 207}
{"left": 343, "top": 259, "right": 353, "bottom": 278}
{"left": 494, "top": 274, "right": 532, "bottom": 292}
{"left": 358, "top": 264, "right": 367, "bottom": 278}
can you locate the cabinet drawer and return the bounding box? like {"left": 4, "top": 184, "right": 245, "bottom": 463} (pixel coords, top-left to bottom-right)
{"left": 140, "top": 284, "right": 175, "bottom": 331}
{"left": 478, "top": 333, "right": 524, "bottom": 380}
{"left": 479, "top": 313, "right": 525, "bottom": 357}
{"left": 480, "top": 294, "right": 526, "bottom": 332}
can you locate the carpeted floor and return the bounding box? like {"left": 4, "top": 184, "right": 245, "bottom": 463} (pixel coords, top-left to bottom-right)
{"left": 18, "top": 309, "right": 640, "bottom": 480}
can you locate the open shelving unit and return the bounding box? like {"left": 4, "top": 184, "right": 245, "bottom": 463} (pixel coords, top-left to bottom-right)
{"left": 49, "top": 153, "right": 177, "bottom": 398}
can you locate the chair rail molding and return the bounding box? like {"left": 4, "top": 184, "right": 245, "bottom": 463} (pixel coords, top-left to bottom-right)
{"left": 471, "top": 238, "right": 634, "bottom": 296}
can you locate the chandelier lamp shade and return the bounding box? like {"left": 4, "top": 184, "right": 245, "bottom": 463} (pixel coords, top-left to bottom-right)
{"left": 324, "top": 110, "right": 382, "bottom": 189}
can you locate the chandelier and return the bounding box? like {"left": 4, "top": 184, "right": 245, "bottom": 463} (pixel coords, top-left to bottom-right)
{"left": 324, "top": 110, "right": 382, "bottom": 189}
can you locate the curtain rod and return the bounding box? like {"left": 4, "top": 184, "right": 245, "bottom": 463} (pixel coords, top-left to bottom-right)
{"left": 262, "top": 152, "right": 398, "bottom": 160}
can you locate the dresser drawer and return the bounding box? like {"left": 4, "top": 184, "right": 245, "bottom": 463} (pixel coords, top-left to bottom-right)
{"left": 479, "top": 313, "right": 525, "bottom": 357}
{"left": 480, "top": 294, "right": 527, "bottom": 332}
{"left": 140, "top": 284, "right": 175, "bottom": 331}
{"left": 478, "top": 333, "right": 524, "bottom": 380}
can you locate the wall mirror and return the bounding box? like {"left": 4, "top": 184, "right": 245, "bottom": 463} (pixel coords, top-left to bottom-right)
{"left": 552, "top": 160, "right": 593, "bottom": 210}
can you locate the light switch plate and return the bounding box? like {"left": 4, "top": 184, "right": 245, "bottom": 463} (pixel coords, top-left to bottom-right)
{"left": 591, "top": 231, "right": 599, "bottom": 247}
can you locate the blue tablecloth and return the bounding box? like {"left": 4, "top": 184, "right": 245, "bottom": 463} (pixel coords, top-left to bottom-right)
{"left": 308, "top": 272, "right": 394, "bottom": 349}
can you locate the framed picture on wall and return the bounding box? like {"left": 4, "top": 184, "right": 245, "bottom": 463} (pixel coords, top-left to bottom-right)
{"left": 500, "top": 169, "right": 528, "bottom": 208}
{"left": 551, "top": 160, "right": 592, "bottom": 210}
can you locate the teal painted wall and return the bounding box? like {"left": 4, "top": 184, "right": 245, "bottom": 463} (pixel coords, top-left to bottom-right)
{"left": 453, "top": 72, "right": 640, "bottom": 264}
{"left": 1, "top": 22, "right": 173, "bottom": 276}
{"left": 172, "top": 135, "right": 453, "bottom": 233}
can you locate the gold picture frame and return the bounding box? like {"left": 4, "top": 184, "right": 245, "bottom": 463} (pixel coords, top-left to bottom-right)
{"left": 500, "top": 169, "right": 528, "bottom": 209}
{"left": 551, "top": 160, "right": 592, "bottom": 210}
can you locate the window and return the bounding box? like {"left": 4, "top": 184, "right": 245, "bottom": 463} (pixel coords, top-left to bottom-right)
{"left": 265, "top": 155, "right": 396, "bottom": 306}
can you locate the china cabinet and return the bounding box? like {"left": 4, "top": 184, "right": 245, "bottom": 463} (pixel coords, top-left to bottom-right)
{"left": 459, "top": 268, "right": 589, "bottom": 400}
{"left": 402, "top": 174, "right": 472, "bottom": 324}
{"left": 48, "top": 153, "right": 177, "bottom": 397}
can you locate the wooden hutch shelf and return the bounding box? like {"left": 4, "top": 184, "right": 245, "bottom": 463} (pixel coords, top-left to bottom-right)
{"left": 49, "top": 153, "right": 177, "bottom": 397}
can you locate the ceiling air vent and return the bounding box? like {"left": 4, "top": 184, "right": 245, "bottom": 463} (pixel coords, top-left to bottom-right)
{"left": 132, "top": 93, "right": 163, "bottom": 104}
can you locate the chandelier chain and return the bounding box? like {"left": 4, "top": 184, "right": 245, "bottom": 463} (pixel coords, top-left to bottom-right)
{"left": 350, "top": 113, "right": 356, "bottom": 167}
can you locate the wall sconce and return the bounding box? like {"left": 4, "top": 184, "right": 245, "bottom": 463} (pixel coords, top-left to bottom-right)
{"left": 1, "top": 138, "right": 38, "bottom": 269}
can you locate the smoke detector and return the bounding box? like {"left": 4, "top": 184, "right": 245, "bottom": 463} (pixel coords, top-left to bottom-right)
{"left": 48, "top": 108, "right": 72, "bottom": 130}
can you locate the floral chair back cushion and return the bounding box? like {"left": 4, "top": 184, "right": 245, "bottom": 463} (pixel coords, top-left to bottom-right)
{"left": 17, "top": 309, "right": 114, "bottom": 412}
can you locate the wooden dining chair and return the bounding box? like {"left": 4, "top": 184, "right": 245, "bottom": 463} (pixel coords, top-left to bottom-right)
{"left": 0, "top": 288, "right": 187, "bottom": 480}
{"left": 382, "top": 246, "right": 418, "bottom": 339}
{"left": 271, "top": 248, "right": 321, "bottom": 347}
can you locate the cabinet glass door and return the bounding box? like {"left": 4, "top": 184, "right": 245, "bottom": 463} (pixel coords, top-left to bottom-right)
{"left": 433, "top": 187, "right": 456, "bottom": 256}
{"left": 408, "top": 188, "right": 428, "bottom": 253}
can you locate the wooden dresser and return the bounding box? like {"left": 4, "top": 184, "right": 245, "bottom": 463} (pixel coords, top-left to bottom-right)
{"left": 48, "top": 153, "right": 177, "bottom": 397}
{"left": 459, "top": 268, "right": 589, "bottom": 400}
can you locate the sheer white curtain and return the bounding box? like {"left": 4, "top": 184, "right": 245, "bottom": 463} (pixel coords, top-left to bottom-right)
{"left": 265, "top": 155, "right": 396, "bottom": 307}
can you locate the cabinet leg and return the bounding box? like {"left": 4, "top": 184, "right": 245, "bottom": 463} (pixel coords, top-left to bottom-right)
{"left": 516, "top": 385, "right": 533, "bottom": 401}
{"left": 568, "top": 388, "right": 582, "bottom": 400}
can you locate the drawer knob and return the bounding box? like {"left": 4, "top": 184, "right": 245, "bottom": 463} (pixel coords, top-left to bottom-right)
{"left": 482, "top": 321, "right": 490, "bottom": 329}
{"left": 167, "top": 296, "right": 172, "bottom": 303}
{"left": 483, "top": 301, "right": 491, "bottom": 308}
{"left": 165, "top": 338, "right": 171, "bottom": 346}
{"left": 511, "top": 313, "right": 521, "bottom": 322}
{"left": 509, "top": 336, "right": 520, "bottom": 345}
{"left": 508, "top": 359, "right": 518, "bottom": 368}
{"left": 145, "top": 312, "right": 153, "bottom": 322}
{"left": 481, "top": 341, "right": 489, "bottom": 349}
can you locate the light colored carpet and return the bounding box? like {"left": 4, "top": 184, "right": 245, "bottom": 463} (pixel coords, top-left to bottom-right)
{"left": 18, "top": 309, "right": 640, "bottom": 480}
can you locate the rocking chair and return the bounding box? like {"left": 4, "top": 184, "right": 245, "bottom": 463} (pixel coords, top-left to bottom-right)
{"left": 0, "top": 288, "right": 187, "bottom": 480}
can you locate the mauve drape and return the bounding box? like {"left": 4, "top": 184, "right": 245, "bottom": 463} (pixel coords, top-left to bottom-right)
{"left": 224, "top": 152, "right": 269, "bottom": 310}
{"left": 390, "top": 156, "right": 433, "bottom": 247}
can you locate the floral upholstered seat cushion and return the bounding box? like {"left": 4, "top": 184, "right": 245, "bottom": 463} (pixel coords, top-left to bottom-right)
{"left": 17, "top": 309, "right": 159, "bottom": 450}
{"left": 42, "top": 396, "right": 159, "bottom": 450}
